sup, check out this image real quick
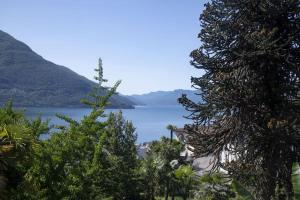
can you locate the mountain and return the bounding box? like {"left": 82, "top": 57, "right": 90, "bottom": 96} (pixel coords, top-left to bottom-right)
{"left": 126, "top": 89, "right": 201, "bottom": 106}
{"left": 0, "top": 30, "right": 134, "bottom": 108}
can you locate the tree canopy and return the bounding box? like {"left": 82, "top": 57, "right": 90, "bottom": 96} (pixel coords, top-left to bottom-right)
{"left": 179, "top": 1, "right": 300, "bottom": 199}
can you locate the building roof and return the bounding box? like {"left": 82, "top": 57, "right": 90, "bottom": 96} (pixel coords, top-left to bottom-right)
{"left": 173, "top": 128, "right": 188, "bottom": 142}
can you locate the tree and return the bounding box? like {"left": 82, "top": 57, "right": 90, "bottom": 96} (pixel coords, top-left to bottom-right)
{"left": 140, "top": 153, "right": 162, "bottom": 200}
{"left": 174, "top": 165, "right": 197, "bottom": 200}
{"left": 94, "top": 58, "right": 107, "bottom": 86}
{"left": 179, "top": 1, "right": 300, "bottom": 199}
{"left": 166, "top": 124, "right": 177, "bottom": 142}
{"left": 23, "top": 59, "right": 124, "bottom": 199}
{"left": 193, "top": 173, "right": 236, "bottom": 200}
{"left": 140, "top": 137, "right": 184, "bottom": 200}
{"left": 0, "top": 59, "right": 141, "bottom": 200}
{"left": 104, "top": 111, "right": 140, "bottom": 200}
{"left": 23, "top": 86, "right": 119, "bottom": 199}
{"left": 0, "top": 102, "right": 49, "bottom": 200}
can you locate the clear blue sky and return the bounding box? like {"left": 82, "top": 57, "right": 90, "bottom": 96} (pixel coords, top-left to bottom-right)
{"left": 0, "top": 0, "right": 206, "bottom": 95}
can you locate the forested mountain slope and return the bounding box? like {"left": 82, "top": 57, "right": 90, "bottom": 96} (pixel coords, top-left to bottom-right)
{"left": 0, "top": 30, "right": 134, "bottom": 108}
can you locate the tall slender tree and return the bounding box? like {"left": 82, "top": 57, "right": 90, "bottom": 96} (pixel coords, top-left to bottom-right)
{"left": 179, "top": 1, "right": 300, "bottom": 199}
{"left": 23, "top": 59, "right": 121, "bottom": 199}
{"left": 94, "top": 58, "right": 107, "bottom": 87}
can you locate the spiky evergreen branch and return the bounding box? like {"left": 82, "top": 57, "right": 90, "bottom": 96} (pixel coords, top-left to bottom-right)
{"left": 179, "top": 1, "right": 300, "bottom": 199}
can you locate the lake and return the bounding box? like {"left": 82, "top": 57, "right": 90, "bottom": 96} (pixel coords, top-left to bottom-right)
{"left": 24, "top": 105, "right": 192, "bottom": 143}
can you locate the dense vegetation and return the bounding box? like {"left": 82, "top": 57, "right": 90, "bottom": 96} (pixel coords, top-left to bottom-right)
{"left": 0, "top": 65, "right": 201, "bottom": 199}
{"left": 0, "top": 90, "right": 204, "bottom": 200}
{"left": 0, "top": 30, "right": 134, "bottom": 108}
{"left": 2, "top": 0, "right": 300, "bottom": 199}
{"left": 179, "top": 0, "right": 300, "bottom": 199}
{"left": 2, "top": 70, "right": 297, "bottom": 200}
{"left": 1, "top": 62, "right": 272, "bottom": 199}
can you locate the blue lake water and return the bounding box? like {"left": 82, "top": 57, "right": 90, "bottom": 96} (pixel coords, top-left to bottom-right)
{"left": 24, "top": 105, "right": 191, "bottom": 143}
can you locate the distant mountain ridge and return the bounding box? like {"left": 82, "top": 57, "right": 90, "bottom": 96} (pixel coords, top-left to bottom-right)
{"left": 126, "top": 89, "right": 201, "bottom": 106}
{"left": 0, "top": 30, "right": 134, "bottom": 108}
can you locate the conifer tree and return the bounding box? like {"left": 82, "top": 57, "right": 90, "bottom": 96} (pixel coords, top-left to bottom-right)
{"left": 24, "top": 59, "right": 121, "bottom": 199}
{"left": 179, "top": 1, "right": 300, "bottom": 199}
{"left": 94, "top": 58, "right": 107, "bottom": 87}
{"left": 104, "top": 111, "right": 140, "bottom": 200}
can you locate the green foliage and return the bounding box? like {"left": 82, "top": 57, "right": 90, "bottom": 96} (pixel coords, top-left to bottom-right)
{"left": 140, "top": 154, "right": 161, "bottom": 200}
{"left": 193, "top": 173, "right": 235, "bottom": 200}
{"left": 22, "top": 72, "right": 138, "bottom": 199}
{"left": 101, "top": 111, "right": 140, "bottom": 200}
{"left": 174, "top": 165, "right": 197, "bottom": 200}
{"left": 179, "top": 1, "right": 300, "bottom": 199}
{"left": 0, "top": 101, "right": 49, "bottom": 199}
{"left": 140, "top": 137, "right": 184, "bottom": 200}
{"left": 166, "top": 124, "right": 175, "bottom": 131}
{"left": 292, "top": 163, "right": 300, "bottom": 200}
{"left": 174, "top": 165, "right": 194, "bottom": 180}
{"left": 231, "top": 180, "right": 255, "bottom": 200}
{"left": 0, "top": 61, "right": 139, "bottom": 199}
{"left": 193, "top": 167, "right": 300, "bottom": 200}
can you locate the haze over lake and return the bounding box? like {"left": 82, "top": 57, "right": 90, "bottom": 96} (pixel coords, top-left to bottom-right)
{"left": 24, "top": 105, "right": 191, "bottom": 143}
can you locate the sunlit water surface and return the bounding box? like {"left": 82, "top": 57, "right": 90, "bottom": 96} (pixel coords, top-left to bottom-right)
{"left": 24, "top": 105, "right": 191, "bottom": 143}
